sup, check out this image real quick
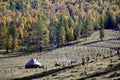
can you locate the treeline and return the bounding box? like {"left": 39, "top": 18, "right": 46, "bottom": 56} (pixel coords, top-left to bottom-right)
{"left": 0, "top": 0, "right": 120, "bottom": 53}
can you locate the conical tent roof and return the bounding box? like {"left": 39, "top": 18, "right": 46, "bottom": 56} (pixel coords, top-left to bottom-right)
{"left": 26, "top": 58, "right": 42, "bottom": 66}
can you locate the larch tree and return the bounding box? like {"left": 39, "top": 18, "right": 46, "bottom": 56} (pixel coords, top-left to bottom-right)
{"left": 68, "top": 27, "right": 74, "bottom": 41}
{"left": 49, "top": 16, "right": 57, "bottom": 46}
{"left": 68, "top": 17, "right": 74, "bottom": 28}
{"left": 74, "top": 16, "right": 82, "bottom": 40}
{"left": 59, "top": 26, "right": 66, "bottom": 44}
{"left": 99, "top": 28, "right": 104, "bottom": 41}
{"left": 56, "top": 14, "right": 66, "bottom": 46}
{"left": 82, "top": 16, "right": 94, "bottom": 40}
{"left": 105, "top": 11, "right": 116, "bottom": 29}
{"left": 34, "top": 16, "right": 50, "bottom": 51}
{"left": 99, "top": 16, "right": 105, "bottom": 41}
{"left": 9, "top": 22, "right": 18, "bottom": 52}
{"left": 64, "top": 18, "right": 69, "bottom": 43}
{"left": 1, "top": 21, "right": 7, "bottom": 46}
{"left": 68, "top": 17, "right": 74, "bottom": 41}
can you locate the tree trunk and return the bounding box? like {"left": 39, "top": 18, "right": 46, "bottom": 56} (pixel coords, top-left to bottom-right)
{"left": 6, "top": 44, "right": 9, "bottom": 53}
{"left": 12, "top": 38, "right": 15, "bottom": 53}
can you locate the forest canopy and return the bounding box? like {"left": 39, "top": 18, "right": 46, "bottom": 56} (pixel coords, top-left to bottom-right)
{"left": 0, "top": 0, "right": 120, "bottom": 52}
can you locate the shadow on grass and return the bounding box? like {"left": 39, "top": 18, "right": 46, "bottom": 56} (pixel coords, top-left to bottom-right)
{"left": 82, "top": 37, "right": 120, "bottom": 46}
{"left": 81, "top": 38, "right": 120, "bottom": 50}
{"left": 0, "top": 53, "right": 22, "bottom": 59}
{"left": 0, "top": 51, "right": 36, "bottom": 59}
{"left": 77, "top": 63, "right": 120, "bottom": 80}
{"left": 0, "top": 40, "right": 83, "bottom": 59}
{"left": 56, "top": 40, "right": 84, "bottom": 48}
{"left": 13, "top": 64, "right": 80, "bottom": 80}
{"left": 81, "top": 40, "right": 101, "bottom": 46}
{"left": 1, "top": 37, "right": 119, "bottom": 59}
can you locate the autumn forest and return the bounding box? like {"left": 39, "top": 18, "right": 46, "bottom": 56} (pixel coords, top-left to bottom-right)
{"left": 0, "top": 0, "right": 120, "bottom": 53}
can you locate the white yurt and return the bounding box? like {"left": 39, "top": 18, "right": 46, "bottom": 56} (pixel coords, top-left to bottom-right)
{"left": 25, "top": 58, "right": 43, "bottom": 68}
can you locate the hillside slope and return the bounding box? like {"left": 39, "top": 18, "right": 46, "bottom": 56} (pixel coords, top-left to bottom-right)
{"left": 0, "top": 30, "right": 120, "bottom": 80}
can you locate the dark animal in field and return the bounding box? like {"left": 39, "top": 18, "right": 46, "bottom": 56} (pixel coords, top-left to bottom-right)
{"left": 55, "top": 63, "right": 61, "bottom": 67}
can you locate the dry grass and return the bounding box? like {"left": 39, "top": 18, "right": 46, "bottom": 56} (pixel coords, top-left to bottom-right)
{"left": 0, "top": 30, "right": 120, "bottom": 80}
